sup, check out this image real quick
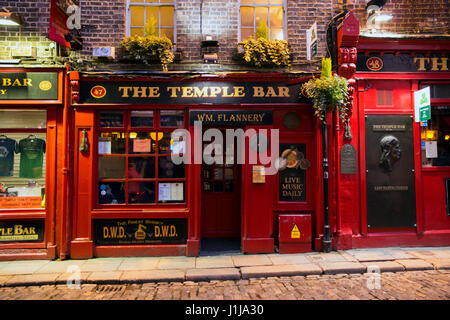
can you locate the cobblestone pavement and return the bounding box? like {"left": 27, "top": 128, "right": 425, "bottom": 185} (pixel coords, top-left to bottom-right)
{"left": 0, "top": 270, "right": 448, "bottom": 300}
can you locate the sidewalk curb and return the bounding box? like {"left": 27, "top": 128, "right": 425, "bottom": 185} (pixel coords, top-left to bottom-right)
{"left": 0, "top": 262, "right": 448, "bottom": 288}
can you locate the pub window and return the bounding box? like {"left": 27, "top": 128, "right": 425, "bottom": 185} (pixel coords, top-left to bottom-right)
{"left": 239, "top": 0, "right": 286, "bottom": 41}
{"left": 97, "top": 110, "right": 186, "bottom": 205}
{"left": 127, "top": 0, "right": 176, "bottom": 43}
{"left": 0, "top": 110, "right": 47, "bottom": 210}
{"left": 420, "top": 106, "right": 450, "bottom": 167}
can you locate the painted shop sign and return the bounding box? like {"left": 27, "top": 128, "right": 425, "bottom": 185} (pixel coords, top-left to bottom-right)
{"left": 94, "top": 219, "right": 187, "bottom": 245}
{"left": 0, "top": 72, "right": 59, "bottom": 100}
{"left": 278, "top": 143, "right": 309, "bottom": 202}
{"left": 357, "top": 53, "right": 449, "bottom": 72}
{"left": 189, "top": 110, "right": 273, "bottom": 125}
{"left": 78, "top": 81, "right": 307, "bottom": 104}
{"left": 0, "top": 220, "right": 44, "bottom": 242}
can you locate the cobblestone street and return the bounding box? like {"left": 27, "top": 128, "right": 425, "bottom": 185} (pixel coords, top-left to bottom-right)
{"left": 0, "top": 270, "right": 448, "bottom": 300}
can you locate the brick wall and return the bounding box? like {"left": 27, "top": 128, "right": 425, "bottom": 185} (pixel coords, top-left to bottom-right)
{"left": 342, "top": 0, "right": 450, "bottom": 34}
{"left": 0, "top": 0, "right": 53, "bottom": 59}
{"left": 79, "top": 0, "right": 125, "bottom": 58}
{"left": 0, "top": 1, "right": 448, "bottom": 63}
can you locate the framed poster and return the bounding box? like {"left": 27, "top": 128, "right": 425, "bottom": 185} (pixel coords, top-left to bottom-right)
{"left": 278, "top": 143, "right": 309, "bottom": 202}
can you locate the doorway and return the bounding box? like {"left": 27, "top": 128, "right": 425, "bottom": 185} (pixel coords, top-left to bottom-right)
{"left": 201, "top": 130, "right": 241, "bottom": 247}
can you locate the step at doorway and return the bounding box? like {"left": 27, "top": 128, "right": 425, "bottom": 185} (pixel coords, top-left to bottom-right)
{"left": 199, "top": 238, "right": 241, "bottom": 256}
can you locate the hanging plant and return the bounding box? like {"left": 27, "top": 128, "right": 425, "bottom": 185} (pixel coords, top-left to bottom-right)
{"left": 301, "top": 58, "right": 349, "bottom": 122}
{"left": 237, "top": 37, "right": 290, "bottom": 68}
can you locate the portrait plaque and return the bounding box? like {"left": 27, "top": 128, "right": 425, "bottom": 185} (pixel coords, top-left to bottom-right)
{"left": 365, "top": 115, "right": 416, "bottom": 228}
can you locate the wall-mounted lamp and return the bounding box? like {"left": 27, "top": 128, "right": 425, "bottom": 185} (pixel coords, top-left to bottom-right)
{"left": 0, "top": 8, "right": 24, "bottom": 27}
{"left": 366, "top": 0, "right": 392, "bottom": 27}
{"left": 201, "top": 35, "right": 219, "bottom": 64}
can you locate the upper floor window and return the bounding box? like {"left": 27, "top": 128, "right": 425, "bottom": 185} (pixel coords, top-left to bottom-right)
{"left": 239, "top": 0, "right": 285, "bottom": 41}
{"left": 127, "top": 0, "right": 176, "bottom": 43}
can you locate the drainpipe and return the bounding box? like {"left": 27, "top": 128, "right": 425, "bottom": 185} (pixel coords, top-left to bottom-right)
{"left": 322, "top": 110, "right": 331, "bottom": 253}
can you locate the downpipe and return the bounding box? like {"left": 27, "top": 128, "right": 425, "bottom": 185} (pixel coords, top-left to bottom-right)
{"left": 322, "top": 110, "right": 332, "bottom": 253}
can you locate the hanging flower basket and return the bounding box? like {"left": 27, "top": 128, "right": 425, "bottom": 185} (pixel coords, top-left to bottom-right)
{"left": 301, "top": 58, "right": 350, "bottom": 122}
{"left": 120, "top": 35, "right": 175, "bottom": 72}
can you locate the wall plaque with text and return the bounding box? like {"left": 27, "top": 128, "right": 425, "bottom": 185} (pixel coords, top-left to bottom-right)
{"left": 340, "top": 144, "right": 357, "bottom": 174}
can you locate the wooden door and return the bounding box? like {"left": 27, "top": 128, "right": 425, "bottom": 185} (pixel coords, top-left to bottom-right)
{"left": 201, "top": 136, "right": 241, "bottom": 238}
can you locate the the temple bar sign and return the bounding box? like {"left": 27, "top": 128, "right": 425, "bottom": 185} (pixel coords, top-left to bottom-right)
{"left": 78, "top": 81, "right": 306, "bottom": 104}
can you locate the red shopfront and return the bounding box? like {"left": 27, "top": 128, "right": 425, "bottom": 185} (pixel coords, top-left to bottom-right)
{"left": 67, "top": 71, "right": 323, "bottom": 258}
{"left": 0, "top": 67, "right": 68, "bottom": 260}
{"left": 334, "top": 35, "right": 450, "bottom": 249}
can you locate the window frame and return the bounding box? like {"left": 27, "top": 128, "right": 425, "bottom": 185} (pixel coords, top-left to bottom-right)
{"left": 238, "top": 0, "right": 287, "bottom": 42}
{"left": 126, "top": 0, "right": 177, "bottom": 45}
{"left": 96, "top": 109, "right": 187, "bottom": 207}
{"left": 0, "top": 109, "right": 48, "bottom": 212}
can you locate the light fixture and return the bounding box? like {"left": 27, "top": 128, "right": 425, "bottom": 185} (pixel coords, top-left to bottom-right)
{"left": 365, "top": 0, "right": 392, "bottom": 27}
{"left": 0, "top": 8, "right": 24, "bottom": 26}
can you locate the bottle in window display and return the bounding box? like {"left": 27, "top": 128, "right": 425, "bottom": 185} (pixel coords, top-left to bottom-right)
{"left": 0, "top": 135, "right": 18, "bottom": 177}
{"left": 16, "top": 135, "right": 46, "bottom": 179}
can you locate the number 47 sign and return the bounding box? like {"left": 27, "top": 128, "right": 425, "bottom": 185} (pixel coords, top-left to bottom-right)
{"left": 414, "top": 87, "right": 431, "bottom": 123}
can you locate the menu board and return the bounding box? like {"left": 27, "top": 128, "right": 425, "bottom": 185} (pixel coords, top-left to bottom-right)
{"left": 158, "top": 182, "right": 184, "bottom": 203}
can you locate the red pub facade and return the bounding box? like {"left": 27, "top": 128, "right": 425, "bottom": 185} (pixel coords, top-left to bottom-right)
{"left": 0, "top": 3, "right": 449, "bottom": 260}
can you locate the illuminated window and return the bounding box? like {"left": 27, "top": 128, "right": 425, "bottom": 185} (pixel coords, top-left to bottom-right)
{"left": 127, "top": 0, "right": 176, "bottom": 43}
{"left": 97, "top": 110, "right": 186, "bottom": 205}
{"left": 240, "top": 0, "right": 285, "bottom": 41}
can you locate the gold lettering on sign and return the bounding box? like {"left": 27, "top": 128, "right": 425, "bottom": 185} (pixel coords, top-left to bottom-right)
{"left": 2, "top": 78, "right": 33, "bottom": 86}
{"left": 372, "top": 124, "right": 406, "bottom": 131}
{"left": 414, "top": 57, "right": 430, "bottom": 71}
{"left": 414, "top": 56, "right": 448, "bottom": 71}
{"left": 374, "top": 186, "right": 408, "bottom": 191}
{"left": 253, "top": 86, "right": 290, "bottom": 98}
{"left": 167, "top": 87, "right": 181, "bottom": 97}
{"left": 281, "top": 177, "right": 304, "bottom": 197}
{"left": 431, "top": 57, "right": 448, "bottom": 71}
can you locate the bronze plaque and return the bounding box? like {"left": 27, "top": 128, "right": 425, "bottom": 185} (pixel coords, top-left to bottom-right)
{"left": 340, "top": 144, "right": 357, "bottom": 174}
{"left": 365, "top": 115, "right": 416, "bottom": 228}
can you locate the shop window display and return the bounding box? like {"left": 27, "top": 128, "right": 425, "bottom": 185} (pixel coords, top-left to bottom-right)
{"left": 421, "top": 106, "right": 450, "bottom": 167}
{"left": 97, "top": 110, "right": 186, "bottom": 205}
{"left": 0, "top": 110, "right": 47, "bottom": 209}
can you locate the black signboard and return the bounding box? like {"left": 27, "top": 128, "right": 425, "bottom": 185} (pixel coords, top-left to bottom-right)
{"left": 0, "top": 220, "right": 44, "bottom": 242}
{"left": 189, "top": 110, "right": 273, "bottom": 126}
{"left": 78, "top": 81, "right": 307, "bottom": 104}
{"left": 365, "top": 115, "right": 416, "bottom": 228}
{"left": 0, "top": 73, "right": 59, "bottom": 100}
{"left": 94, "top": 219, "right": 187, "bottom": 245}
{"left": 279, "top": 143, "right": 308, "bottom": 202}
{"left": 357, "top": 53, "right": 450, "bottom": 73}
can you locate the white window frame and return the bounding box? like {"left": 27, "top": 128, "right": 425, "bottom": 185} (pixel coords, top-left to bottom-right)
{"left": 238, "top": 0, "right": 287, "bottom": 42}
{"left": 126, "top": 0, "right": 177, "bottom": 45}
